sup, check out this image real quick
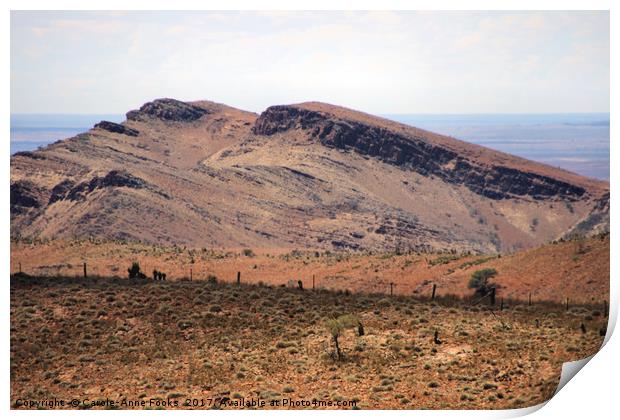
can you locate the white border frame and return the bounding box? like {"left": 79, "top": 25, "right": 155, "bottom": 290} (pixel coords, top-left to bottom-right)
{"left": 3, "top": 2, "right": 616, "bottom": 419}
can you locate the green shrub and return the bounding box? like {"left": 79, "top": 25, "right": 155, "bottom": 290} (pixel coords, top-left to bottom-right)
{"left": 468, "top": 268, "right": 498, "bottom": 297}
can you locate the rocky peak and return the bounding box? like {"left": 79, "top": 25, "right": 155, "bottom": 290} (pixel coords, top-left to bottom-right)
{"left": 126, "top": 98, "right": 209, "bottom": 123}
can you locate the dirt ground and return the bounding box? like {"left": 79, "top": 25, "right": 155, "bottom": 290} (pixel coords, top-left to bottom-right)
{"left": 10, "top": 275, "right": 607, "bottom": 410}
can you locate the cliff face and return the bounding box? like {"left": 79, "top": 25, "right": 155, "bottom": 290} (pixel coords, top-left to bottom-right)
{"left": 253, "top": 105, "right": 587, "bottom": 201}
{"left": 9, "top": 98, "right": 609, "bottom": 253}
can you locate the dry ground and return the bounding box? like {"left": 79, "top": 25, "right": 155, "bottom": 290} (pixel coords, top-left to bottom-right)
{"left": 11, "top": 233, "right": 610, "bottom": 304}
{"left": 10, "top": 275, "right": 606, "bottom": 410}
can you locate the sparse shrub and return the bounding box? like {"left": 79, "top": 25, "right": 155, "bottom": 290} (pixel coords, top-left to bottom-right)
{"left": 377, "top": 298, "right": 391, "bottom": 308}
{"left": 325, "top": 314, "right": 363, "bottom": 359}
{"left": 177, "top": 320, "right": 193, "bottom": 330}
{"left": 242, "top": 249, "right": 255, "bottom": 257}
{"left": 275, "top": 341, "right": 291, "bottom": 349}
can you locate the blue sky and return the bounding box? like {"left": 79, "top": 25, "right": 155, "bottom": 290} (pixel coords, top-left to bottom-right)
{"left": 10, "top": 11, "right": 610, "bottom": 114}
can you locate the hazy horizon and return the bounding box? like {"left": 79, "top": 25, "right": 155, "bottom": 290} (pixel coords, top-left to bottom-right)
{"left": 10, "top": 111, "right": 612, "bottom": 116}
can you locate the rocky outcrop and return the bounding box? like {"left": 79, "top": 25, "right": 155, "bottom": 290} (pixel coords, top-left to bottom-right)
{"left": 65, "top": 170, "right": 150, "bottom": 201}
{"left": 254, "top": 106, "right": 586, "bottom": 201}
{"left": 46, "top": 170, "right": 168, "bottom": 204}
{"left": 12, "top": 150, "right": 46, "bottom": 160}
{"left": 94, "top": 120, "right": 139, "bottom": 136}
{"left": 99, "top": 170, "right": 149, "bottom": 189}
{"left": 126, "top": 98, "right": 209, "bottom": 123}
{"left": 565, "top": 191, "right": 610, "bottom": 237}
{"left": 48, "top": 179, "right": 75, "bottom": 204}
{"left": 10, "top": 180, "right": 48, "bottom": 214}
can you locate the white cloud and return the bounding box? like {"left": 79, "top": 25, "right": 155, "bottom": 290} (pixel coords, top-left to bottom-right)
{"left": 10, "top": 11, "right": 609, "bottom": 114}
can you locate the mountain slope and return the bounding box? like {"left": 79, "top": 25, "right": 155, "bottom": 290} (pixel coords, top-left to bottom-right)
{"left": 10, "top": 98, "right": 609, "bottom": 253}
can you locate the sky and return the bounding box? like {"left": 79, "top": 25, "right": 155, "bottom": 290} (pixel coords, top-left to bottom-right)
{"left": 10, "top": 11, "right": 610, "bottom": 115}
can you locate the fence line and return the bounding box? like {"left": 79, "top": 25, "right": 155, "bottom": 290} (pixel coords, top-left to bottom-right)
{"left": 10, "top": 262, "right": 607, "bottom": 310}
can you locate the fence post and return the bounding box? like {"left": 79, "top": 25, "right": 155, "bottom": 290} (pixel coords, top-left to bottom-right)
{"left": 528, "top": 292, "right": 531, "bottom": 306}
{"left": 390, "top": 282, "right": 394, "bottom": 296}
{"left": 237, "top": 271, "right": 241, "bottom": 285}
{"left": 83, "top": 262, "right": 87, "bottom": 278}
{"left": 566, "top": 297, "right": 569, "bottom": 312}
{"left": 312, "top": 274, "right": 315, "bottom": 291}
{"left": 190, "top": 268, "right": 192, "bottom": 281}
{"left": 19, "top": 262, "right": 22, "bottom": 273}
{"left": 490, "top": 288, "right": 496, "bottom": 306}
{"left": 500, "top": 298, "right": 504, "bottom": 312}
{"left": 431, "top": 283, "right": 437, "bottom": 301}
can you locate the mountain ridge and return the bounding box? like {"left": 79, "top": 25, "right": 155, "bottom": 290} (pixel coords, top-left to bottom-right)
{"left": 10, "top": 98, "right": 609, "bottom": 253}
